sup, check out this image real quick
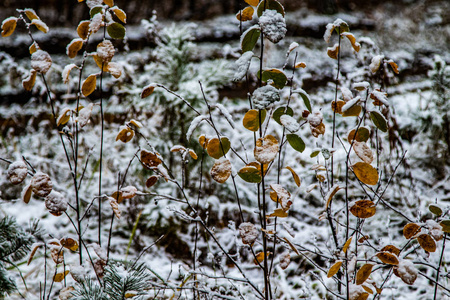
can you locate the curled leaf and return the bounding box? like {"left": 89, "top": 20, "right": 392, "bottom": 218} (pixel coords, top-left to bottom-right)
{"left": 22, "top": 69, "right": 37, "bottom": 91}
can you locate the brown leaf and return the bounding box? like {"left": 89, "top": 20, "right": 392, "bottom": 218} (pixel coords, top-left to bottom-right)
{"left": 356, "top": 264, "right": 373, "bottom": 285}
{"left": 343, "top": 237, "right": 352, "bottom": 254}
{"left": 77, "top": 20, "right": 90, "bottom": 39}
{"left": 210, "top": 158, "right": 232, "bottom": 184}
{"left": 115, "top": 126, "right": 134, "bottom": 143}
{"left": 285, "top": 166, "right": 301, "bottom": 187}
{"left": 295, "top": 62, "right": 306, "bottom": 69}
{"left": 331, "top": 100, "right": 345, "bottom": 114}
{"left": 121, "top": 186, "right": 137, "bottom": 199}
{"left": 22, "top": 69, "right": 37, "bottom": 91}
{"left": 111, "top": 191, "right": 123, "bottom": 204}
{"left": 141, "top": 83, "right": 157, "bottom": 98}
{"left": 327, "top": 44, "right": 339, "bottom": 59}
{"left": 27, "top": 242, "right": 43, "bottom": 265}
{"left": 82, "top": 74, "right": 97, "bottom": 97}
{"left": 403, "top": 223, "right": 421, "bottom": 239}
{"left": 380, "top": 245, "right": 400, "bottom": 256}
{"left": 327, "top": 260, "right": 343, "bottom": 278}
{"left": 348, "top": 127, "right": 370, "bottom": 143}
{"left": 50, "top": 246, "right": 64, "bottom": 264}
{"left": 325, "top": 184, "right": 341, "bottom": 209}
{"left": 140, "top": 149, "right": 162, "bottom": 168}
{"left": 60, "top": 237, "right": 79, "bottom": 251}
{"left": 53, "top": 270, "right": 70, "bottom": 283}
{"left": 31, "top": 172, "right": 53, "bottom": 197}
{"left": 353, "top": 141, "right": 374, "bottom": 164}
{"left": 350, "top": 200, "right": 376, "bottom": 219}
{"left": 145, "top": 175, "right": 159, "bottom": 188}
{"left": 109, "top": 197, "right": 121, "bottom": 219}
{"left": 416, "top": 233, "right": 436, "bottom": 252}
{"left": 376, "top": 251, "right": 399, "bottom": 265}
{"left": 361, "top": 285, "right": 373, "bottom": 294}
{"left": 267, "top": 208, "right": 288, "bottom": 218}
{"left": 352, "top": 162, "right": 379, "bottom": 185}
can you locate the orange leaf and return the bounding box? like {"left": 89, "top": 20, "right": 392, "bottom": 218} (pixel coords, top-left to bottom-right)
{"left": 81, "top": 74, "right": 97, "bottom": 97}
{"left": 236, "top": 6, "right": 254, "bottom": 22}
{"left": 376, "top": 252, "right": 399, "bottom": 265}
{"left": 77, "top": 20, "right": 90, "bottom": 40}
{"left": 140, "top": 150, "right": 162, "bottom": 168}
{"left": 403, "top": 223, "right": 421, "bottom": 239}
{"left": 327, "top": 260, "right": 343, "bottom": 278}
{"left": 285, "top": 166, "right": 301, "bottom": 187}
{"left": 380, "top": 245, "right": 400, "bottom": 256}
{"left": 254, "top": 251, "right": 270, "bottom": 264}
{"left": 356, "top": 264, "right": 373, "bottom": 285}
{"left": 350, "top": 200, "right": 376, "bottom": 219}
{"left": 416, "top": 233, "right": 436, "bottom": 252}
{"left": 343, "top": 237, "right": 352, "bottom": 254}
{"left": 352, "top": 162, "right": 379, "bottom": 185}
{"left": 1, "top": 17, "right": 18, "bottom": 37}
{"left": 54, "top": 270, "right": 70, "bottom": 283}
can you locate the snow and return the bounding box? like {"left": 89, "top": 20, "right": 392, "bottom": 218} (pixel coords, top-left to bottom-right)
{"left": 252, "top": 85, "right": 280, "bottom": 109}
{"left": 97, "top": 39, "right": 115, "bottom": 63}
{"left": 353, "top": 81, "right": 370, "bottom": 91}
{"left": 238, "top": 222, "right": 258, "bottom": 245}
{"left": 214, "top": 103, "right": 235, "bottom": 129}
{"left": 44, "top": 190, "right": 68, "bottom": 215}
{"left": 30, "top": 50, "right": 52, "bottom": 74}
{"left": 280, "top": 114, "right": 300, "bottom": 132}
{"left": 76, "top": 103, "right": 94, "bottom": 128}
{"left": 396, "top": 259, "right": 418, "bottom": 285}
{"left": 31, "top": 19, "right": 49, "bottom": 33}
{"left": 340, "top": 87, "right": 353, "bottom": 102}
{"left": 371, "top": 90, "right": 389, "bottom": 106}
{"left": 89, "top": 13, "right": 103, "bottom": 34}
{"left": 7, "top": 161, "right": 28, "bottom": 185}
{"left": 369, "top": 55, "right": 384, "bottom": 74}
{"left": 86, "top": 0, "right": 103, "bottom": 9}
{"left": 62, "top": 63, "right": 77, "bottom": 84}
{"left": 307, "top": 109, "right": 323, "bottom": 127}
{"left": 259, "top": 10, "right": 287, "bottom": 44}
{"left": 233, "top": 51, "right": 253, "bottom": 81}
{"left": 323, "top": 23, "right": 334, "bottom": 43}
{"left": 30, "top": 172, "right": 52, "bottom": 197}
{"left": 186, "top": 114, "right": 208, "bottom": 141}
{"left": 341, "top": 96, "right": 361, "bottom": 113}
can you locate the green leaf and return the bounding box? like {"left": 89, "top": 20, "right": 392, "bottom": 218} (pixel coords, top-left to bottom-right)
{"left": 310, "top": 148, "right": 320, "bottom": 158}
{"left": 241, "top": 26, "right": 261, "bottom": 52}
{"left": 256, "top": 0, "right": 285, "bottom": 17}
{"left": 429, "top": 204, "right": 443, "bottom": 217}
{"left": 295, "top": 89, "right": 312, "bottom": 112}
{"left": 286, "top": 134, "right": 305, "bottom": 153}
{"left": 107, "top": 22, "right": 126, "bottom": 39}
{"left": 273, "top": 106, "right": 293, "bottom": 125}
{"left": 258, "top": 69, "right": 287, "bottom": 89}
{"left": 90, "top": 6, "right": 103, "bottom": 18}
{"left": 207, "top": 137, "right": 231, "bottom": 159}
{"left": 238, "top": 166, "right": 262, "bottom": 183}
{"left": 370, "top": 111, "right": 388, "bottom": 132}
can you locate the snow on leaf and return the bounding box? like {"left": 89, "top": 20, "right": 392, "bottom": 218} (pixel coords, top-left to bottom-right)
{"left": 256, "top": 0, "right": 285, "bottom": 17}
{"left": 31, "top": 172, "right": 53, "bottom": 197}
{"left": 376, "top": 251, "right": 399, "bottom": 265}
{"left": 111, "top": 7, "right": 126, "bottom": 23}
{"left": 89, "top": 13, "right": 103, "bottom": 34}
{"left": 239, "top": 222, "right": 258, "bottom": 245}
{"left": 210, "top": 158, "right": 232, "bottom": 184}
{"left": 280, "top": 115, "right": 300, "bottom": 132}
{"left": 342, "top": 96, "right": 361, "bottom": 114}
{"left": 307, "top": 109, "right": 323, "bottom": 127}
{"left": 370, "top": 90, "right": 389, "bottom": 106}
{"left": 252, "top": 85, "right": 280, "bottom": 109}
{"left": 31, "top": 50, "right": 52, "bottom": 74}
{"left": 353, "top": 81, "right": 370, "bottom": 91}
{"left": 31, "top": 19, "right": 49, "bottom": 33}
{"left": 327, "top": 44, "right": 339, "bottom": 59}
{"left": 1, "top": 17, "right": 18, "bottom": 37}
{"left": 341, "top": 32, "right": 361, "bottom": 52}
{"left": 109, "top": 197, "right": 121, "bottom": 219}
{"left": 353, "top": 141, "right": 374, "bottom": 164}
{"left": 60, "top": 237, "right": 79, "bottom": 251}
{"left": 380, "top": 245, "right": 400, "bottom": 256}
{"left": 273, "top": 106, "right": 293, "bottom": 125}
{"left": 186, "top": 115, "right": 207, "bottom": 141}
{"left": 62, "top": 64, "right": 78, "bottom": 84}
{"left": 121, "top": 186, "right": 137, "bottom": 199}
{"left": 116, "top": 125, "right": 134, "bottom": 143}
{"left": 77, "top": 103, "right": 94, "bottom": 127}
{"left": 327, "top": 260, "right": 342, "bottom": 278}
{"left": 323, "top": 23, "right": 335, "bottom": 42}
{"left": 214, "top": 103, "right": 235, "bottom": 129}
{"left": 254, "top": 135, "right": 279, "bottom": 164}
{"left": 393, "top": 259, "right": 417, "bottom": 285}
{"left": 24, "top": 9, "right": 39, "bottom": 21}
{"left": 233, "top": 51, "right": 253, "bottom": 81}
{"left": 341, "top": 87, "right": 353, "bottom": 102}
{"left": 295, "top": 62, "right": 306, "bottom": 69}
{"left": 7, "top": 161, "right": 28, "bottom": 185}
{"left": 270, "top": 184, "right": 292, "bottom": 210}
{"left": 97, "top": 39, "right": 115, "bottom": 63}
{"left": 260, "top": 68, "right": 287, "bottom": 89}
{"left": 259, "top": 9, "right": 287, "bottom": 44}
{"left": 45, "top": 191, "right": 68, "bottom": 216}
{"left": 352, "top": 162, "right": 378, "bottom": 185}
{"left": 369, "top": 55, "right": 384, "bottom": 74}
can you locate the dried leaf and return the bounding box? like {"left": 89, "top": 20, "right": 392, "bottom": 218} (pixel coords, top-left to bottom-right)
{"left": 188, "top": 149, "right": 198, "bottom": 160}
{"left": 104, "top": 0, "right": 114, "bottom": 7}
{"left": 207, "top": 137, "right": 231, "bottom": 159}
{"left": 327, "top": 260, "right": 343, "bottom": 278}
{"left": 440, "top": 220, "right": 450, "bottom": 234}
{"left": 27, "top": 242, "right": 43, "bottom": 265}
{"left": 325, "top": 184, "right": 341, "bottom": 209}
{"left": 111, "top": 191, "right": 123, "bottom": 204}
{"left": 82, "top": 74, "right": 97, "bottom": 97}
{"left": 254, "top": 135, "right": 279, "bottom": 164}
{"left": 31, "top": 50, "right": 52, "bottom": 74}
{"left": 31, "top": 172, "right": 53, "bottom": 197}
{"left": 267, "top": 208, "right": 288, "bottom": 218}
{"left": 350, "top": 200, "right": 376, "bottom": 219}
{"left": 403, "top": 223, "right": 421, "bottom": 239}
{"left": 376, "top": 251, "right": 399, "bottom": 265}
{"left": 285, "top": 166, "right": 301, "bottom": 187}
{"left": 393, "top": 259, "right": 417, "bottom": 285}
{"left": 54, "top": 270, "right": 70, "bottom": 283}
{"left": 109, "top": 197, "right": 121, "bottom": 219}
{"left": 22, "top": 69, "right": 37, "bottom": 91}
{"left": 116, "top": 126, "right": 134, "bottom": 143}
{"left": 380, "top": 245, "right": 400, "bottom": 256}
{"left": 67, "top": 38, "right": 84, "bottom": 58}
{"left": 279, "top": 251, "right": 291, "bottom": 270}
{"left": 295, "top": 62, "right": 306, "bottom": 69}
{"left": 77, "top": 20, "right": 90, "bottom": 39}
{"left": 282, "top": 237, "right": 300, "bottom": 256}
{"left": 60, "top": 238, "right": 79, "bottom": 251}
{"left": 236, "top": 6, "right": 254, "bottom": 22}
{"left": 327, "top": 44, "right": 339, "bottom": 59}
{"left": 416, "top": 233, "right": 436, "bottom": 252}
{"left": 331, "top": 100, "right": 345, "bottom": 114}
{"left": 121, "top": 186, "right": 137, "bottom": 199}
{"left": 358, "top": 235, "right": 370, "bottom": 243}
{"left": 353, "top": 142, "right": 374, "bottom": 164}
{"left": 387, "top": 59, "right": 399, "bottom": 74}
{"left": 356, "top": 264, "right": 373, "bottom": 285}
{"left": 210, "top": 158, "right": 232, "bottom": 184}
{"left": 343, "top": 237, "right": 352, "bottom": 254}
{"left": 140, "top": 150, "right": 162, "bottom": 168}
{"left": 62, "top": 63, "right": 78, "bottom": 84}
{"left": 352, "top": 162, "right": 379, "bottom": 186}
{"left": 1, "top": 17, "right": 18, "bottom": 37}
{"left": 22, "top": 183, "right": 33, "bottom": 204}
{"left": 50, "top": 246, "right": 64, "bottom": 264}
{"left": 239, "top": 222, "right": 258, "bottom": 245}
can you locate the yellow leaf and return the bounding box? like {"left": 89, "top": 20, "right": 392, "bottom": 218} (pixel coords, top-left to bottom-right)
{"left": 62, "top": 63, "right": 78, "bottom": 84}
{"left": 207, "top": 137, "right": 230, "bottom": 159}
{"left": 282, "top": 237, "right": 300, "bottom": 256}
{"left": 376, "top": 252, "right": 399, "bottom": 265}
{"left": 267, "top": 208, "right": 288, "bottom": 218}
{"left": 352, "top": 162, "right": 379, "bottom": 185}
{"left": 125, "top": 291, "right": 138, "bottom": 298}
{"left": 198, "top": 135, "right": 208, "bottom": 149}
{"left": 54, "top": 270, "right": 70, "bottom": 283}
{"left": 1, "top": 17, "right": 18, "bottom": 37}
{"left": 361, "top": 285, "right": 374, "bottom": 294}
{"left": 356, "top": 264, "right": 373, "bottom": 285}
{"left": 236, "top": 6, "right": 254, "bottom": 22}
{"left": 24, "top": 8, "right": 39, "bottom": 21}
{"left": 77, "top": 20, "right": 90, "bottom": 40}
{"left": 67, "top": 38, "right": 84, "bottom": 59}
{"left": 141, "top": 83, "right": 157, "bottom": 98}
{"left": 57, "top": 108, "right": 71, "bottom": 126}
{"left": 116, "top": 126, "right": 134, "bottom": 143}
{"left": 350, "top": 200, "right": 376, "bottom": 219}
{"left": 31, "top": 19, "right": 49, "bottom": 33}
{"left": 295, "top": 62, "right": 306, "bottom": 69}
{"left": 104, "top": 0, "right": 114, "bottom": 7}
{"left": 60, "top": 237, "right": 79, "bottom": 251}
{"left": 403, "top": 223, "right": 421, "bottom": 239}
{"left": 243, "top": 109, "right": 265, "bottom": 131}
{"left": 327, "top": 260, "right": 342, "bottom": 278}
{"left": 331, "top": 100, "right": 345, "bottom": 114}
{"left": 210, "top": 158, "right": 232, "bottom": 184}
{"left": 29, "top": 42, "right": 39, "bottom": 54}
{"left": 343, "top": 237, "right": 352, "bottom": 253}
{"left": 341, "top": 32, "right": 360, "bottom": 52}
{"left": 81, "top": 74, "right": 97, "bottom": 97}
{"left": 254, "top": 135, "right": 279, "bottom": 164}
{"left": 416, "top": 233, "right": 436, "bottom": 252}
{"left": 285, "top": 166, "right": 301, "bottom": 187}
{"left": 27, "top": 242, "right": 43, "bottom": 265}
{"left": 189, "top": 150, "right": 198, "bottom": 160}
{"left": 327, "top": 44, "right": 339, "bottom": 59}
{"left": 112, "top": 7, "right": 127, "bottom": 23}
{"left": 254, "top": 251, "right": 270, "bottom": 264}
{"left": 387, "top": 60, "right": 399, "bottom": 74}
{"left": 22, "top": 69, "right": 37, "bottom": 91}
{"left": 245, "top": 0, "right": 259, "bottom": 6}
{"left": 129, "top": 119, "right": 143, "bottom": 128}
